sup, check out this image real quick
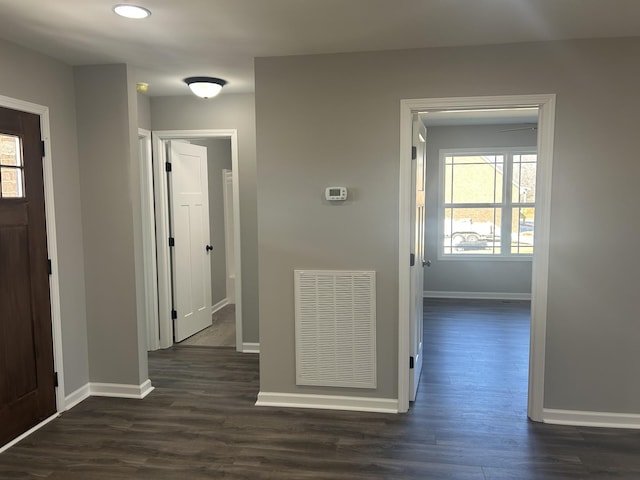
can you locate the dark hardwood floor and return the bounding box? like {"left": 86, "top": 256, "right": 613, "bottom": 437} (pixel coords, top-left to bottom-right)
{"left": 2, "top": 299, "right": 640, "bottom": 479}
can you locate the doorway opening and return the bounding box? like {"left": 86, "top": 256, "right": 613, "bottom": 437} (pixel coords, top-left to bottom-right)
{"left": 398, "top": 95, "right": 556, "bottom": 421}
{"left": 140, "top": 129, "right": 242, "bottom": 352}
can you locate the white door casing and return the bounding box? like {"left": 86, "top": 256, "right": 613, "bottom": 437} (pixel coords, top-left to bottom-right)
{"left": 151, "top": 130, "right": 243, "bottom": 351}
{"left": 398, "top": 94, "right": 556, "bottom": 418}
{"left": 409, "top": 116, "right": 426, "bottom": 401}
{"left": 138, "top": 129, "right": 160, "bottom": 351}
{"left": 0, "top": 95, "right": 65, "bottom": 418}
{"left": 222, "top": 169, "right": 236, "bottom": 304}
{"left": 168, "top": 141, "right": 213, "bottom": 342}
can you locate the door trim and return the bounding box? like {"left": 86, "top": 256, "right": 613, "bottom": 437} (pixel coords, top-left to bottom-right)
{"left": 0, "top": 413, "right": 58, "bottom": 454}
{"left": 398, "top": 94, "right": 556, "bottom": 420}
{"left": 222, "top": 169, "right": 235, "bottom": 308}
{"left": 0, "top": 95, "right": 65, "bottom": 412}
{"left": 151, "top": 129, "right": 243, "bottom": 351}
{"left": 138, "top": 129, "right": 160, "bottom": 351}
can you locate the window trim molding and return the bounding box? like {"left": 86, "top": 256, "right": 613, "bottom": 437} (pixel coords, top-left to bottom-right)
{"left": 437, "top": 146, "right": 537, "bottom": 260}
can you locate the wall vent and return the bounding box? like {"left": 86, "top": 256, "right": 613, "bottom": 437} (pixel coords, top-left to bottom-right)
{"left": 294, "top": 270, "right": 376, "bottom": 389}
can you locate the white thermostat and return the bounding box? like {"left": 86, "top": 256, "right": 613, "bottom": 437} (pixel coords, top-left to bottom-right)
{"left": 325, "top": 186, "right": 348, "bottom": 201}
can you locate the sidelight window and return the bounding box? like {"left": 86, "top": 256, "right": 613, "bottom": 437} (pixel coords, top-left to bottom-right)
{"left": 0, "top": 134, "right": 25, "bottom": 198}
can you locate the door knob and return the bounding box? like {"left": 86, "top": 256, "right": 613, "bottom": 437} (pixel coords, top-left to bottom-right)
{"left": 205, "top": 245, "right": 213, "bottom": 252}
{"left": 423, "top": 259, "right": 431, "bottom": 267}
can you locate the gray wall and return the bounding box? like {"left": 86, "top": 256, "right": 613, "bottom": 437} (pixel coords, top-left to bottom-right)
{"left": 424, "top": 124, "right": 537, "bottom": 295}
{"left": 150, "top": 94, "right": 258, "bottom": 343}
{"left": 0, "top": 38, "right": 89, "bottom": 394}
{"left": 75, "top": 64, "right": 148, "bottom": 385}
{"left": 255, "top": 37, "right": 640, "bottom": 413}
{"left": 137, "top": 92, "right": 151, "bottom": 131}
{"left": 191, "top": 138, "right": 232, "bottom": 306}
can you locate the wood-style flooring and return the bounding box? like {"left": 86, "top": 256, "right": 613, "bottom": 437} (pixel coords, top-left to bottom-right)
{"left": 2, "top": 299, "right": 640, "bottom": 479}
{"left": 178, "top": 304, "right": 236, "bottom": 347}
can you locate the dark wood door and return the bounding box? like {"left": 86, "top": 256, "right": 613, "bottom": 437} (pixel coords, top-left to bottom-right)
{"left": 0, "top": 106, "right": 56, "bottom": 446}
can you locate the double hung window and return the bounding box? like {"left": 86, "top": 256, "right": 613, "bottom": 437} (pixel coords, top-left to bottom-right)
{"left": 441, "top": 148, "right": 537, "bottom": 257}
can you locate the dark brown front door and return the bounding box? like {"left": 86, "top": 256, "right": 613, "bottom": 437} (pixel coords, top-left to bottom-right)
{"left": 0, "top": 106, "right": 56, "bottom": 446}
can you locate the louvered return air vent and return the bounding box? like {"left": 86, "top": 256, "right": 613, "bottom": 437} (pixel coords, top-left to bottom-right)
{"left": 294, "top": 270, "right": 376, "bottom": 389}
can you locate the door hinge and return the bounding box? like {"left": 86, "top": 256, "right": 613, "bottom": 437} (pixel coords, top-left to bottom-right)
{"left": 169, "top": 237, "right": 175, "bottom": 247}
{"left": 165, "top": 161, "right": 172, "bottom": 172}
{"left": 410, "top": 253, "right": 415, "bottom": 266}
{"left": 409, "top": 356, "right": 415, "bottom": 369}
{"left": 171, "top": 309, "right": 177, "bottom": 320}
{"left": 411, "top": 146, "right": 417, "bottom": 160}
{"left": 54, "top": 371, "right": 59, "bottom": 387}
{"left": 41, "top": 140, "right": 46, "bottom": 157}
{"left": 47, "top": 259, "right": 52, "bottom": 275}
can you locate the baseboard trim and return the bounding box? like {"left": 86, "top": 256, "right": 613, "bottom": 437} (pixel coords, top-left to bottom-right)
{"left": 89, "top": 379, "right": 155, "bottom": 399}
{"left": 424, "top": 290, "right": 531, "bottom": 301}
{"left": 64, "top": 383, "right": 91, "bottom": 410}
{"left": 543, "top": 408, "right": 640, "bottom": 429}
{"left": 211, "top": 298, "right": 229, "bottom": 315}
{"left": 242, "top": 342, "right": 260, "bottom": 353}
{"left": 256, "top": 392, "right": 398, "bottom": 413}
{"left": 2, "top": 380, "right": 155, "bottom": 453}
{"left": 0, "top": 413, "right": 59, "bottom": 454}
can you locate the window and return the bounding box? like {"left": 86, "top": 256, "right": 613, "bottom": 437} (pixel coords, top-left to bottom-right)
{"left": 441, "top": 148, "right": 536, "bottom": 257}
{"left": 0, "top": 134, "right": 25, "bottom": 199}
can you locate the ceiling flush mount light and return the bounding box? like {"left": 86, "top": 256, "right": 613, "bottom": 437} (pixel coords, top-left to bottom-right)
{"left": 113, "top": 4, "right": 151, "bottom": 19}
{"left": 184, "top": 77, "right": 227, "bottom": 99}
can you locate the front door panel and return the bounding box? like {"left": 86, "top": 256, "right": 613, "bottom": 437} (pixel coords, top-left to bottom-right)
{"left": 0, "top": 106, "right": 56, "bottom": 446}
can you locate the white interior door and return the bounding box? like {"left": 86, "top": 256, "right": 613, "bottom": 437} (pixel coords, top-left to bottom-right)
{"left": 409, "top": 116, "right": 426, "bottom": 401}
{"left": 168, "top": 141, "right": 213, "bottom": 342}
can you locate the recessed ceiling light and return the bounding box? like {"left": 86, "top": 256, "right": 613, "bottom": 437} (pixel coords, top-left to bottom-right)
{"left": 113, "top": 4, "right": 151, "bottom": 19}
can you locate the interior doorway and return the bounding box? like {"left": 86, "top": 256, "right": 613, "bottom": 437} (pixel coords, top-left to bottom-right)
{"left": 398, "top": 95, "right": 556, "bottom": 421}
{"left": 141, "top": 129, "right": 242, "bottom": 351}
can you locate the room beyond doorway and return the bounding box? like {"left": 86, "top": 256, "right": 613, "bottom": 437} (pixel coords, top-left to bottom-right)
{"left": 144, "top": 129, "right": 243, "bottom": 352}
{"left": 398, "top": 94, "right": 557, "bottom": 420}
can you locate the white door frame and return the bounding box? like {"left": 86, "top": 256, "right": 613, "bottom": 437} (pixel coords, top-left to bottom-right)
{"left": 398, "top": 94, "right": 556, "bottom": 420}
{"left": 0, "top": 95, "right": 65, "bottom": 412}
{"left": 151, "top": 129, "right": 242, "bottom": 351}
{"left": 138, "top": 129, "right": 160, "bottom": 351}
{"left": 222, "top": 169, "right": 235, "bottom": 305}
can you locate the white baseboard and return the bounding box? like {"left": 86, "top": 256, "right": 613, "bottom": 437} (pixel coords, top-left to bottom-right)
{"left": 211, "top": 298, "right": 229, "bottom": 315}
{"left": 2, "top": 379, "right": 156, "bottom": 453}
{"left": 0, "top": 413, "right": 59, "bottom": 454}
{"left": 424, "top": 290, "right": 531, "bottom": 301}
{"left": 89, "top": 379, "right": 155, "bottom": 399}
{"left": 543, "top": 408, "right": 640, "bottom": 429}
{"left": 256, "top": 392, "right": 398, "bottom": 413}
{"left": 242, "top": 342, "right": 260, "bottom": 353}
{"left": 64, "top": 383, "right": 91, "bottom": 410}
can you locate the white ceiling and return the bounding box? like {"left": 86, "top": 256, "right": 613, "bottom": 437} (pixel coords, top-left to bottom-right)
{"left": 1, "top": 0, "right": 639, "bottom": 96}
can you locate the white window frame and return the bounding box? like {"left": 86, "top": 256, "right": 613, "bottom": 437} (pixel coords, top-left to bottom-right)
{"left": 438, "top": 146, "right": 537, "bottom": 261}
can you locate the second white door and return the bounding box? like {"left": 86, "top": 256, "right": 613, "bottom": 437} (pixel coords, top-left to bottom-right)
{"left": 409, "top": 116, "right": 426, "bottom": 401}
{"left": 169, "top": 141, "right": 212, "bottom": 342}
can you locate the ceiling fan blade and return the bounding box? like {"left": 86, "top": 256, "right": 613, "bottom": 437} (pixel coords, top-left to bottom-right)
{"left": 499, "top": 126, "right": 538, "bottom": 133}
